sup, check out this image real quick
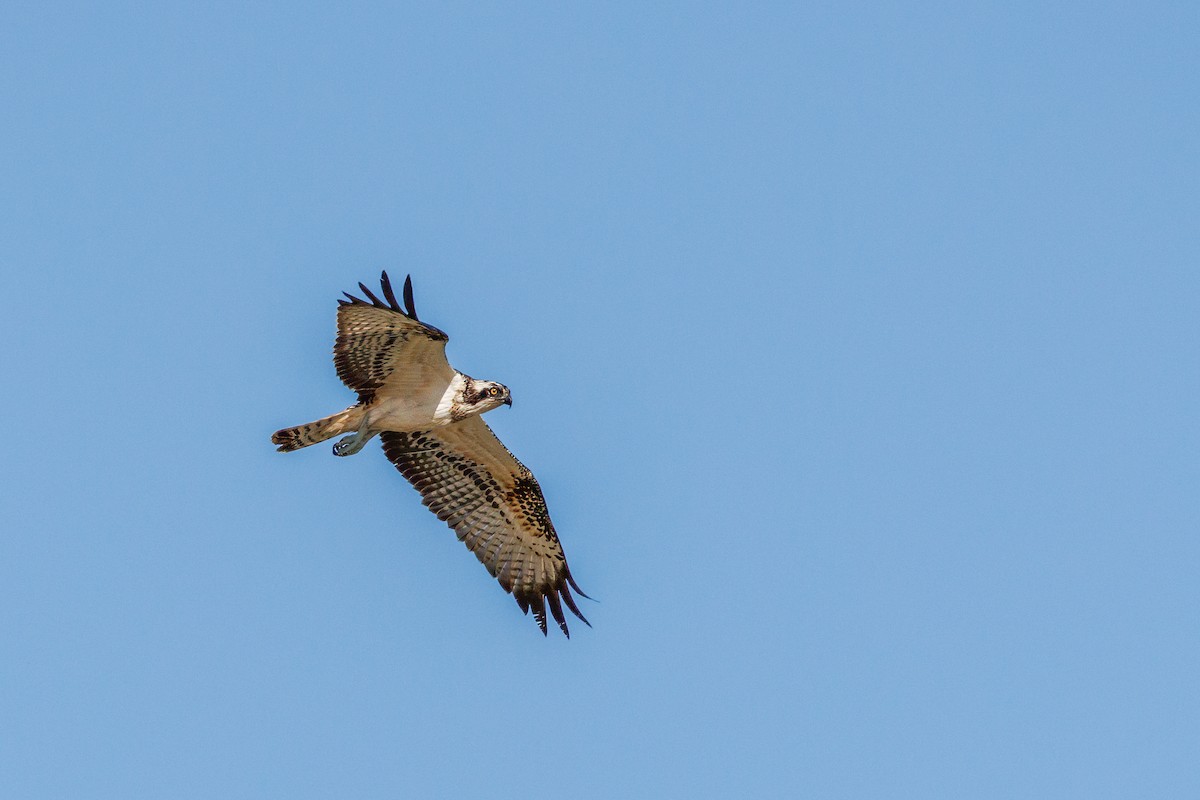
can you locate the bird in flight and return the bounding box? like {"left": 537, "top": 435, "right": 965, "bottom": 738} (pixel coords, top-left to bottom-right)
{"left": 272, "top": 272, "right": 590, "bottom": 636}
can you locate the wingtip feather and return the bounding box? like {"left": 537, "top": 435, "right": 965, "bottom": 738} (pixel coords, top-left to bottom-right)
{"left": 547, "top": 593, "right": 569, "bottom": 637}
{"left": 560, "top": 584, "right": 591, "bottom": 627}
{"left": 380, "top": 270, "right": 402, "bottom": 312}
{"left": 567, "top": 573, "right": 594, "bottom": 602}
{"left": 531, "top": 596, "right": 548, "bottom": 635}
{"left": 357, "top": 281, "right": 384, "bottom": 306}
{"left": 403, "top": 274, "right": 419, "bottom": 320}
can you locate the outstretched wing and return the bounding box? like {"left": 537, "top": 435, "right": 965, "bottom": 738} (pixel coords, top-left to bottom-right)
{"left": 380, "top": 416, "right": 590, "bottom": 636}
{"left": 335, "top": 272, "right": 452, "bottom": 403}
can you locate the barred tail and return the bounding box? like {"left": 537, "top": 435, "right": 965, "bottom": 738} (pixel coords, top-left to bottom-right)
{"left": 271, "top": 406, "right": 364, "bottom": 452}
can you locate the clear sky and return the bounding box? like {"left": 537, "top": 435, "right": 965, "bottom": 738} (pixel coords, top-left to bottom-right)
{"left": 2, "top": 3, "right": 1196, "bottom": 797}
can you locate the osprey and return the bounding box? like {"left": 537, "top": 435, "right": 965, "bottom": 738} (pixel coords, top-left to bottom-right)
{"left": 272, "top": 272, "right": 589, "bottom": 637}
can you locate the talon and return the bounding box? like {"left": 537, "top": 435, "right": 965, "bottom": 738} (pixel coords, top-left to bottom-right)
{"left": 333, "top": 430, "right": 372, "bottom": 457}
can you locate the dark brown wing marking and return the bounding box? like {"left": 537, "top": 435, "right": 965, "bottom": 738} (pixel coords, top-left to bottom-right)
{"left": 380, "top": 416, "right": 590, "bottom": 637}
{"left": 334, "top": 272, "right": 449, "bottom": 402}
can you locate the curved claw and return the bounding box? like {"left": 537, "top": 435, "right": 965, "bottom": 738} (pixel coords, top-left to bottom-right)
{"left": 333, "top": 434, "right": 365, "bottom": 457}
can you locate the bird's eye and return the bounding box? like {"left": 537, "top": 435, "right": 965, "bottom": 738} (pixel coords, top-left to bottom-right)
{"left": 488, "top": 387, "right": 499, "bottom": 396}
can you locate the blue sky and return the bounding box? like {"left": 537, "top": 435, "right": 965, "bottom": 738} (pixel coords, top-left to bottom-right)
{"left": 2, "top": 3, "right": 1196, "bottom": 797}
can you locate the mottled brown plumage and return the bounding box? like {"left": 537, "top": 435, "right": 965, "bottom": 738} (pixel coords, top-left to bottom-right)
{"left": 381, "top": 417, "right": 588, "bottom": 636}
{"left": 334, "top": 273, "right": 449, "bottom": 404}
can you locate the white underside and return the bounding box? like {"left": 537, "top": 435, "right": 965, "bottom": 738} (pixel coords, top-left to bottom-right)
{"left": 366, "top": 371, "right": 466, "bottom": 432}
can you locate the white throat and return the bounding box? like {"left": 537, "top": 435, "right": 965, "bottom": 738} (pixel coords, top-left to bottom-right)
{"left": 434, "top": 372, "right": 470, "bottom": 424}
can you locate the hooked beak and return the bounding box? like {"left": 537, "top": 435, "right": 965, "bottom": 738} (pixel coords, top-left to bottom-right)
{"left": 503, "top": 396, "right": 513, "bottom": 407}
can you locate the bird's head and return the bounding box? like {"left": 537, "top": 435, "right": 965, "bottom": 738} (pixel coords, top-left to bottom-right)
{"left": 468, "top": 380, "right": 512, "bottom": 413}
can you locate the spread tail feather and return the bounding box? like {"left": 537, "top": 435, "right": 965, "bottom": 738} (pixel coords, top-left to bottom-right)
{"left": 272, "top": 406, "right": 364, "bottom": 452}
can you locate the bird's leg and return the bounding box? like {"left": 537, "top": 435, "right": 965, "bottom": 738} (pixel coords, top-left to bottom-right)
{"left": 332, "top": 420, "right": 375, "bottom": 457}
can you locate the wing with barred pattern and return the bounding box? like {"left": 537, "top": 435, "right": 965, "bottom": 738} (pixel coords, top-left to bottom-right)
{"left": 335, "top": 272, "right": 452, "bottom": 403}
{"left": 379, "top": 415, "right": 589, "bottom": 636}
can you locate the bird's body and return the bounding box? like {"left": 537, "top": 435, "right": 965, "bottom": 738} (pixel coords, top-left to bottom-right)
{"left": 272, "top": 272, "right": 589, "bottom": 636}
{"left": 358, "top": 370, "right": 471, "bottom": 431}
